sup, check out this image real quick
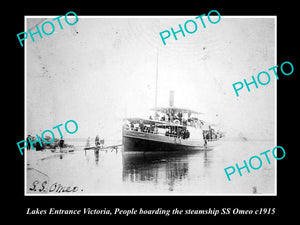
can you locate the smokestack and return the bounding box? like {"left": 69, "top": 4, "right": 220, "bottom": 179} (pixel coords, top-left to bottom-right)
{"left": 169, "top": 90, "right": 174, "bottom": 107}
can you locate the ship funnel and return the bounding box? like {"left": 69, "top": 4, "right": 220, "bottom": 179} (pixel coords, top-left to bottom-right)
{"left": 169, "top": 90, "right": 174, "bottom": 107}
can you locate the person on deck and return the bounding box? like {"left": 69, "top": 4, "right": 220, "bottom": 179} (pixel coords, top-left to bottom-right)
{"left": 178, "top": 112, "right": 183, "bottom": 124}
{"left": 130, "top": 122, "right": 134, "bottom": 131}
{"left": 185, "top": 129, "right": 190, "bottom": 139}
{"left": 139, "top": 120, "right": 144, "bottom": 132}
{"left": 154, "top": 112, "right": 159, "bottom": 121}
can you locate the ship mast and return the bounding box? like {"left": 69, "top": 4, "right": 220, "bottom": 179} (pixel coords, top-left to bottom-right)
{"left": 155, "top": 49, "right": 159, "bottom": 110}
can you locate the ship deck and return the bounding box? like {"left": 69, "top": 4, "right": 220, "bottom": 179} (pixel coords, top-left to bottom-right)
{"left": 123, "top": 129, "right": 205, "bottom": 152}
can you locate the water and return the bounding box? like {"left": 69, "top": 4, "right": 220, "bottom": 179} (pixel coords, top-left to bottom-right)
{"left": 26, "top": 139, "right": 275, "bottom": 195}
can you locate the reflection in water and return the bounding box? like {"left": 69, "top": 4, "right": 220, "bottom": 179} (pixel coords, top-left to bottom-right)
{"left": 27, "top": 141, "right": 275, "bottom": 194}
{"left": 92, "top": 148, "right": 119, "bottom": 166}
{"left": 94, "top": 149, "right": 99, "bottom": 165}
{"left": 122, "top": 151, "right": 209, "bottom": 191}
{"left": 166, "top": 161, "right": 188, "bottom": 191}
{"left": 203, "top": 150, "right": 209, "bottom": 167}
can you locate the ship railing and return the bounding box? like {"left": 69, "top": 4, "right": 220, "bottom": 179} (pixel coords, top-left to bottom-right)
{"left": 126, "top": 125, "right": 191, "bottom": 140}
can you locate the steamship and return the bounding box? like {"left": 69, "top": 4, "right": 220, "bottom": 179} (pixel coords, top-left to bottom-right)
{"left": 122, "top": 51, "right": 221, "bottom": 152}
{"left": 122, "top": 91, "right": 220, "bottom": 152}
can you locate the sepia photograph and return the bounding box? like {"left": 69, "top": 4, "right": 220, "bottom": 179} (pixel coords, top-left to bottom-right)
{"left": 24, "top": 15, "right": 276, "bottom": 195}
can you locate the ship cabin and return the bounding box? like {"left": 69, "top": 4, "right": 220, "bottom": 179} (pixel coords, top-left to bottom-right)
{"left": 124, "top": 107, "right": 204, "bottom": 141}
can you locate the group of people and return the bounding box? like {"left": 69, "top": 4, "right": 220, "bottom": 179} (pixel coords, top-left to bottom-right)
{"left": 129, "top": 121, "right": 156, "bottom": 133}
{"left": 95, "top": 135, "right": 104, "bottom": 147}
{"left": 128, "top": 120, "right": 190, "bottom": 139}
{"left": 26, "top": 135, "right": 65, "bottom": 150}
{"left": 151, "top": 112, "right": 203, "bottom": 128}
{"left": 165, "top": 127, "right": 190, "bottom": 139}
{"left": 158, "top": 110, "right": 183, "bottom": 124}
{"left": 86, "top": 135, "right": 105, "bottom": 148}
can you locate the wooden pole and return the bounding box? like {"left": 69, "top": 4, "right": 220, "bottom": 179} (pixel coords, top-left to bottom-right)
{"left": 155, "top": 49, "right": 159, "bottom": 110}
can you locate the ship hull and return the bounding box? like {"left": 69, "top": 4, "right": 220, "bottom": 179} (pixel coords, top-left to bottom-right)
{"left": 123, "top": 129, "right": 207, "bottom": 152}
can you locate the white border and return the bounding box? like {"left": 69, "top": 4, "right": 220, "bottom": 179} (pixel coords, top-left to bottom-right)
{"left": 24, "top": 15, "right": 277, "bottom": 196}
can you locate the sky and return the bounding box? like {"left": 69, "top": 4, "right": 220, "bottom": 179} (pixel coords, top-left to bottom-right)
{"left": 26, "top": 16, "right": 276, "bottom": 141}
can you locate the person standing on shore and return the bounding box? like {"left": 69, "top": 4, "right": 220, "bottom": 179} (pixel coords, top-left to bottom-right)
{"left": 59, "top": 138, "right": 64, "bottom": 149}
{"left": 95, "top": 135, "right": 100, "bottom": 147}
{"left": 26, "top": 135, "right": 31, "bottom": 150}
